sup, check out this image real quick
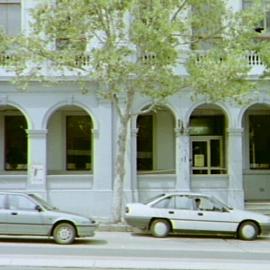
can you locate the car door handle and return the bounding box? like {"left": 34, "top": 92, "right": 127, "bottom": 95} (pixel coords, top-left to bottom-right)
{"left": 11, "top": 212, "right": 18, "bottom": 215}
{"left": 168, "top": 211, "right": 175, "bottom": 214}
{"left": 197, "top": 212, "right": 203, "bottom": 216}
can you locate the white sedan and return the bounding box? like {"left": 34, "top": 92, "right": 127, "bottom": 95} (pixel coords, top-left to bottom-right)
{"left": 124, "top": 192, "right": 270, "bottom": 240}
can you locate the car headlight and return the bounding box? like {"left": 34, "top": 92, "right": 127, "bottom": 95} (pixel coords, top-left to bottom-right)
{"left": 125, "top": 207, "right": 130, "bottom": 214}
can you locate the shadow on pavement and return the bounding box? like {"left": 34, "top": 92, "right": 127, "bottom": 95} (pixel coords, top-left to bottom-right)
{"left": 130, "top": 231, "right": 269, "bottom": 241}
{"left": 0, "top": 236, "right": 107, "bottom": 246}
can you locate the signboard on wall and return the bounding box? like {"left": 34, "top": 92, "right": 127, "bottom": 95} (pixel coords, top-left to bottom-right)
{"left": 194, "top": 154, "right": 205, "bottom": 167}
{"left": 29, "top": 165, "right": 45, "bottom": 185}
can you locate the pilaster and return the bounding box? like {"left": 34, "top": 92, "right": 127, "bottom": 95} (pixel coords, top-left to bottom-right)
{"left": 175, "top": 126, "right": 191, "bottom": 191}
{"left": 227, "top": 128, "right": 244, "bottom": 209}
{"left": 26, "top": 129, "right": 48, "bottom": 194}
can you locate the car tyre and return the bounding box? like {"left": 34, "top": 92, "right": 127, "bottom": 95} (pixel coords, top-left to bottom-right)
{"left": 150, "top": 219, "right": 170, "bottom": 238}
{"left": 238, "top": 221, "right": 259, "bottom": 240}
{"left": 53, "top": 222, "right": 76, "bottom": 244}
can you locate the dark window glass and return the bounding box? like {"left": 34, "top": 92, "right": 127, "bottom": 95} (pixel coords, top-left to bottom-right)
{"left": 5, "top": 115, "right": 27, "bottom": 170}
{"left": 249, "top": 115, "right": 270, "bottom": 169}
{"left": 190, "top": 115, "right": 224, "bottom": 136}
{"left": 137, "top": 115, "right": 153, "bottom": 170}
{"left": 210, "top": 139, "right": 220, "bottom": 167}
{"left": 66, "top": 115, "right": 92, "bottom": 171}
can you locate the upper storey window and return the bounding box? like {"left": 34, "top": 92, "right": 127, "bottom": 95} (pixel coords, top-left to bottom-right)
{"left": 0, "top": 0, "right": 21, "bottom": 36}
{"left": 243, "top": 0, "right": 270, "bottom": 33}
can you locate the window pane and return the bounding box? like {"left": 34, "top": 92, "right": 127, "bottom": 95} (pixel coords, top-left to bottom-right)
{"left": 249, "top": 115, "right": 270, "bottom": 169}
{"left": 153, "top": 197, "right": 174, "bottom": 209}
{"left": 192, "top": 141, "right": 208, "bottom": 167}
{"left": 0, "top": 195, "right": 6, "bottom": 209}
{"left": 5, "top": 116, "right": 27, "bottom": 170}
{"left": 137, "top": 115, "right": 153, "bottom": 170}
{"left": 210, "top": 139, "right": 220, "bottom": 167}
{"left": 175, "top": 196, "right": 193, "bottom": 210}
{"left": 0, "top": 2, "right": 21, "bottom": 36}
{"left": 9, "top": 195, "right": 36, "bottom": 211}
{"left": 66, "top": 115, "right": 92, "bottom": 171}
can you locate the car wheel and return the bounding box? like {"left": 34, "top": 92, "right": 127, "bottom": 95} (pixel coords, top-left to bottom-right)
{"left": 238, "top": 221, "right": 259, "bottom": 240}
{"left": 53, "top": 222, "right": 76, "bottom": 244}
{"left": 150, "top": 219, "right": 170, "bottom": 238}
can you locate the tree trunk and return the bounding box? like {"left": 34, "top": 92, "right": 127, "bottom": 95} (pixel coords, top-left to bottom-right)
{"left": 112, "top": 114, "right": 130, "bottom": 223}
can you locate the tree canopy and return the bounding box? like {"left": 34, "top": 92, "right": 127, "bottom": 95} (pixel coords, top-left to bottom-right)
{"left": 1, "top": 0, "right": 269, "bottom": 101}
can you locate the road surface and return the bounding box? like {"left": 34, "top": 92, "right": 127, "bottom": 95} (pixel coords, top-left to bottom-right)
{"left": 0, "top": 231, "right": 270, "bottom": 269}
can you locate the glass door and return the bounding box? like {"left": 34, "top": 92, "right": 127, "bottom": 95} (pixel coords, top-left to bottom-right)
{"left": 191, "top": 136, "right": 225, "bottom": 174}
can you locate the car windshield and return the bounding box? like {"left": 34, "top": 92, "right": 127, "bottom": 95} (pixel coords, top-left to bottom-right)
{"left": 29, "top": 194, "right": 57, "bottom": 210}
{"left": 210, "top": 196, "right": 231, "bottom": 210}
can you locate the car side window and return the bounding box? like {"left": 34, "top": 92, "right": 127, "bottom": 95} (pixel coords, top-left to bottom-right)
{"left": 9, "top": 195, "right": 37, "bottom": 211}
{"left": 175, "top": 196, "right": 194, "bottom": 210}
{"left": 153, "top": 197, "right": 174, "bottom": 209}
{"left": 0, "top": 195, "right": 6, "bottom": 209}
{"left": 194, "top": 197, "right": 223, "bottom": 211}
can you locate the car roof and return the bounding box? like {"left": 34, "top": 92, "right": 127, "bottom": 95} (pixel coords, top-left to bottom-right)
{"left": 162, "top": 192, "right": 211, "bottom": 197}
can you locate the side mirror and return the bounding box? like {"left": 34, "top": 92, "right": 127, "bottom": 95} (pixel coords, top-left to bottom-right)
{"left": 35, "top": 205, "right": 43, "bottom": 212}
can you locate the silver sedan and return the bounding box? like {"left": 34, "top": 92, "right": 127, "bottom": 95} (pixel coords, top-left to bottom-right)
{"left": 0, "top": 192, "right": 98, "bottom": 244}
{"left": 125, "top": 192, "right": 270, "bottom": 240}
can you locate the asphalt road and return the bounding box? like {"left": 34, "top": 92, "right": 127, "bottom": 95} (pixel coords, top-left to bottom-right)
{"left": 0, "top": 231, "right": 270, "bottom": 269}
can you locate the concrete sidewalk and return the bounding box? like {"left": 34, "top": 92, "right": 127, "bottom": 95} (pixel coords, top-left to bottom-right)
{"left": 1, "top": 254, "right": 270, "bottom": 270}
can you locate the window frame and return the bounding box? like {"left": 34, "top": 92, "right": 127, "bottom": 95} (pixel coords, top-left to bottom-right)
{"left": 191, "top": 136, "right": 226, "bottom": 175}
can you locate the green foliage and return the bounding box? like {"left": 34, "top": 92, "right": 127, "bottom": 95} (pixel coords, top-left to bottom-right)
{"left": 1, "top": 0, "right": 270, "bottom": 103}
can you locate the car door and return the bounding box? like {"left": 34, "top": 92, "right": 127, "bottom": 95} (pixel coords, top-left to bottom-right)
{"left": 6, "top": 194, "right": 48, "bottom": 235}
{"left": 0, "top": 194, "right": 9, "bottom": 234}
{"left": 187, "top": 196, "right": 236, "bottom": 233}
{"left": 152, "top": 195, "right": 197, "bottom": 231}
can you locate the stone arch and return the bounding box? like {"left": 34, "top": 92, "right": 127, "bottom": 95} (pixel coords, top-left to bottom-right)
{"left": 185, "top": 101, "right": 231, "bottom": 128}
{"left": 41, "top": 99, "right": 97, "bottom": 131}
{"left": 238, "top": 101, "right": 270, "bottom": 128}
{"left": 5, "top": 101, "right": 33, "bottom": 129}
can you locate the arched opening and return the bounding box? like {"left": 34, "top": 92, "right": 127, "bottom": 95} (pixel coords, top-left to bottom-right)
{"left": 242, "top": 103, "right": 270, "bottom": 201}
{"left": 189, "top": 104, "right": 227, "bottom": 175}
{"left": 0, "top": 106, "right": 28, "bottom": 172}
{"left": 136, "top": 106, "right": 176, "bottom": 174}
{"left": 47, "top": 105, "right": 93, "bottom": 174}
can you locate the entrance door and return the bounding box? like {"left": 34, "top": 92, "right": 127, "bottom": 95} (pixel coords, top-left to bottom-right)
{"left": 191, "top": 136, "right": 225, "bottom": 174}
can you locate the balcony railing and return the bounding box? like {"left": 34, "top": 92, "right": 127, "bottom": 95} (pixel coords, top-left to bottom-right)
{"left": 0, "top": 51, "right": 266, "bottom": 76}
{"left": 0, "top": 54, "right": 17, "bottom": 66}
{"left": 0, "top": 54, "right": 91, "bottom": 68}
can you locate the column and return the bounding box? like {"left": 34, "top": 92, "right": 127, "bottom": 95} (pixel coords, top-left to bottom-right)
{"left": 92, "top": 101, "right": 113, "bottom": 190}
{"left": 26, "top": 129, "right": 48, "bottom": 195}
{"left": 175, "top": 126, "right": 191, "bottom": 191}
{"left": 227, "top": 128, "right": 244, "bottom": 209}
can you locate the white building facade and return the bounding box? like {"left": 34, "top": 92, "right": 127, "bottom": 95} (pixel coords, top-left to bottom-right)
{"left": 0, "top": 0, "right": 270, "bottom": 220}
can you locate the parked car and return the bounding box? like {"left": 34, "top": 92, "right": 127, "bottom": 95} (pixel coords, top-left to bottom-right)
{"left": 125, "top": 192, "right": 270, "bottom": 240}
{"left": 0, "top": 192, "right": 98, "bottom": 244}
